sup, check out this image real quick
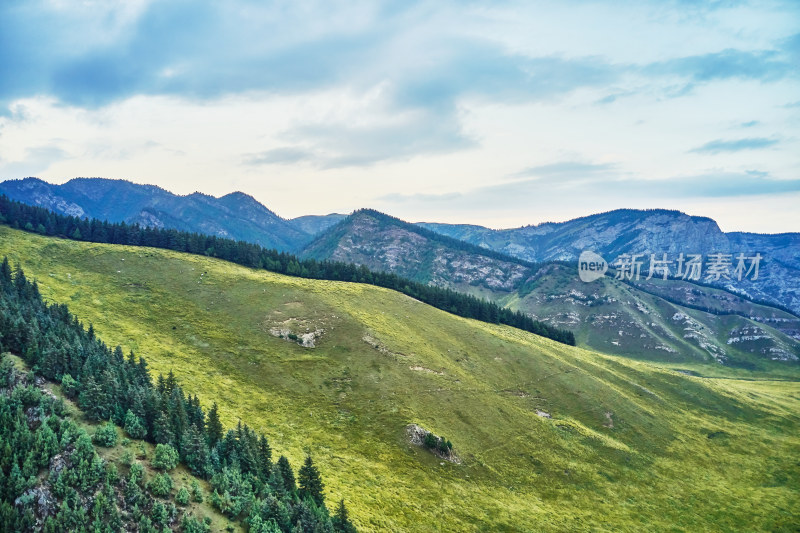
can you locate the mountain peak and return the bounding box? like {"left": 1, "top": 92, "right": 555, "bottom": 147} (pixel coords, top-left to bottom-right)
{"left": 220, "top": 190, "right": 256, "bottom": 202}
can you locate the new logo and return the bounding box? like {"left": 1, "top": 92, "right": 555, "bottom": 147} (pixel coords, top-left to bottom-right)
{"left": 578, "top": 251, "right": 607, "bottom": 282}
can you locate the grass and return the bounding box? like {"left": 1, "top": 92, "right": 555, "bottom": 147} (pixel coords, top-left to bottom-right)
{"left": 2, "top": 226, "right": 799, "bottom": 532}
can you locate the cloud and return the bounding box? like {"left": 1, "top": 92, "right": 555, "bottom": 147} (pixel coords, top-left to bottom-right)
{"left": 0, "top": 1, "right": 383, "bottom": 107}
{"left": 0, "top": 1, "right": 627, "bottom": 166}
{"left": 379, "top": 162, "right": 800, "bottom": 212}
{"left": 1, "top": 0, "right": 798, "bottom": 202}
{"left": 244, "top": 147, "right": 315, "bottom": 166}
{"left": 510, "top": 161, "right": 617, "bottom": 179}
{"left": 740, "top": 120, "right": 760, "bottom": 128}
{"left": 690, "top": 137, "right": 779, "bottom": 154}
{"left": 0, "top": 145, "right": 69, "bottom": 177}
{"left": 645, "top": 49, "right": 791, "bottom": 84}
{"left": 4, "top": 2, "right": 793, "bottom": 111}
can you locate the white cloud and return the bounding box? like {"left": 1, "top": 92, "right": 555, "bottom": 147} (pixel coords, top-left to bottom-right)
{"left": 0, "top": 0, "right": 798, "bottom": 231}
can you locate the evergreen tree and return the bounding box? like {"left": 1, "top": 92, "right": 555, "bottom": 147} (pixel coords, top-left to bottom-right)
{"left": 93, "top": 421, "right": 118, "bottom": 447}
{"left": 277, "top": 456, "right": 296, "bottom": 493}
{"left": 123, "top": 410, "right": 147, "bottom": 439}
{"left": 152, "top": 411, "right": 175, "bottom": 446}
{"left": 332, "top": 499, "right": 357, "bottom": 533}
{"left": 175, "top": 486, "right": 190, "bottom": 506}
{"left": 298, "top": 455, "right": 325, "bottom": 505}
{"left": 206, "top": 402, "right": 224, "bottom": 448}
{"left": 152, "top": 443, "right": 179, "bottom": 471}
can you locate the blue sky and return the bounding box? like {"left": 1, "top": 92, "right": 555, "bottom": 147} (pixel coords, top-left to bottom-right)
{"left": 0, "top": 0, "right": 798, "bottom": 231}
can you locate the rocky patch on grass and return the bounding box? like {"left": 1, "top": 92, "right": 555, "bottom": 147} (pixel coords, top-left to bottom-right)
{"left": 270, "top": 327, "right": 324, "bottom": 348}
{"left": 406, "top": 424, "right": 460, "bottom": 464}
{"left": 263, "top": 307, "right": 336, "bottom": 348}
{"left": 409, "top": 365, "right": 444, "bottom": 375}
{"left": 362, "top": 333, "right": 406, "bottom": 358}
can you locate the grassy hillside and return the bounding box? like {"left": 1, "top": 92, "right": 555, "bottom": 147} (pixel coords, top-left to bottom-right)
{"left": 2, "top": 226, "right": 799, "bottom": 531}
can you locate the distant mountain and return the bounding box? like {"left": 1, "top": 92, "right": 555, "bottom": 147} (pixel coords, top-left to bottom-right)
{"left": 0, "top": 177, "right": 326, "bottom": 251}
{"left": 289, "top": 213, "right": 347, "bottom": 235}
{"left": 419, "top": 209, "right": 800, "bottom": 315}
{"left": 509, "top": 262, "right": 799, "bottom": 366}
{"left": 301, "top": 209, "right": 534, "bottom": 291}
{"left": 301, "top": 209, "right": 799, "bottom": 365}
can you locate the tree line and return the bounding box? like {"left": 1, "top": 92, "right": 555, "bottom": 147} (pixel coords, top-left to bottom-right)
{"left": 0, "top": 259, "right": 357, "bottom": 532}
{"left": 0, "top": 195, "right": 575, "bottom": 346}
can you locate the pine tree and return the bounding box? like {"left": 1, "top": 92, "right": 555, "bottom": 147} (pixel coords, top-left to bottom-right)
{"left": 124, "top": 410, "right": 147, "bottom": 440}
{"left": 181, "top": 425, "right": 210, "bottom": 477}
{"left": 0, "top": 257, "right": 12, "bottom": 285}
{"left": 206, "top": 402, "right": 223, "bottom": 448}
{"left": 298, "top": 455, "right": 324, "bottom": 505}
{"left": 332, "top": 499, "right": 357, "bottom": 533}
{"left": 152, "top": 411, "right": 175, "bottom": 446}
{"left": 257, "top": 435, "right": 272, "bottom": 476}
{"left": 277, "top": 456, "right": 296, "bottom": 493}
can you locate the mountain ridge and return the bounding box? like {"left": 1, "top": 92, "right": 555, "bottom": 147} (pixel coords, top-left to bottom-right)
{"left": 418, "top": 209, "right": 800, "bottom": 314}
{"left": 0, "top": 177, "right": 314, "bottom": 251}
{"left": 2, "top": 177, "right": 798, "bottom": 314}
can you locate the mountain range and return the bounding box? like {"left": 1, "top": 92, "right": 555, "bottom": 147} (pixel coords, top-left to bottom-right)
{"left": 2, "top": 177, "right": 798, "bottom": 367}
{"left": 0, "top": 177, "right": 343, "bottom": 251}
{"left": 419, "top": 209, "right": 800, "bottom": 317}
{"left": 300, "top": 209, "right": 800, "bottom": 366}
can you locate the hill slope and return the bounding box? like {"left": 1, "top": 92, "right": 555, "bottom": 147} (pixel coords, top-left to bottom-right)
{"left": 0, "top": 352, "right": 242, "bottom": 532}
{"left": 302, "top": 210, "right": 800, "bottom": 367}
{"left": 2, "top": 226, "right": 799, "bottom": 531}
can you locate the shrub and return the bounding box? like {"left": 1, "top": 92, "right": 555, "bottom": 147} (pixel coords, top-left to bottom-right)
{"left": 129, "top": 462, "right": 145, "bottom": 486}
{"left": 124, "top": 410, "right": 147, "bottom": 440}
{"left": 93, "top": 421, "right": 118, "bottom": 447}
{"left": 176, "top": 486, "right": 190, "bottom": 505}
{"left": 152, "top": 443, "right": 179, "bottom": 471}
{"left": 191, "top": 480, "right": 204, "bottom": 503}
{"left": 149, "top": 472, "right": 173, "bottom": 497}
{"left": 181, "top": 514, "right": 211, "bottom": 533}
{"left": 121, "top": 450, "right": 133, "bottom": 466}
{"left": 60, "top": 374, "right": 78, "bottom": 399}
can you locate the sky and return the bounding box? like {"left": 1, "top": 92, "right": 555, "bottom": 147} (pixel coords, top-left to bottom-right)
{"left": 0, "top": 0, "right": 798, "bottom": 232}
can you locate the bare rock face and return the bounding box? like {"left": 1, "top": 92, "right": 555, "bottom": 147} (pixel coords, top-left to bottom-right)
{"left": 49, "top": 452, "right": 69, "bottom": 477}
{"left": 15, "top": 486, "right": 56, "bottom": 526}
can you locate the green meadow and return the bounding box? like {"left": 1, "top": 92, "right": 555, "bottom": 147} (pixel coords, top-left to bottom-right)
{"left": 2, "top": 226, "right": 798, "bottom": 532}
